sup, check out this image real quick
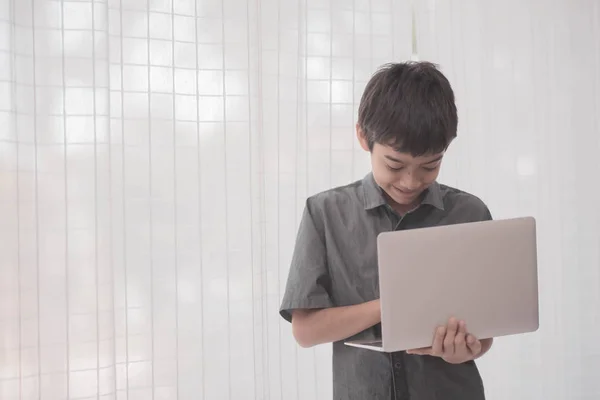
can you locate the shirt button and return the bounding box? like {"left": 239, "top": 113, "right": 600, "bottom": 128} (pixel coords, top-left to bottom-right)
{"left": 394, "top": 362, "right": 402, "bottom": 369}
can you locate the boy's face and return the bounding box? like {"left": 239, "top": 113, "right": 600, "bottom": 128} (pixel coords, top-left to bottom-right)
{"left": 357, "top": 127, "right": 444, "bottom": 211}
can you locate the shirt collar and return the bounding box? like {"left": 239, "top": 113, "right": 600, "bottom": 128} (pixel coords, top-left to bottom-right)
{"left": 420, "top": 180, "right": 445, "bottom": 210}
{"left": 362, "top": 173, "right": 445, "bottom": 211}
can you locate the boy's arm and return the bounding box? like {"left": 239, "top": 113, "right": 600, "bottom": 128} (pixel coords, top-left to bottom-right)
{"left": 291, "top": 300, "right": 381, "bottom": 348}
{"left": 281, "top": 200, "right": 381, "bottom": 348}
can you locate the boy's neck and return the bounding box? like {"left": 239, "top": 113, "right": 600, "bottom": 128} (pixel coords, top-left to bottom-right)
{"left": 384, "top": 192, "right": 424, "bottom": 216}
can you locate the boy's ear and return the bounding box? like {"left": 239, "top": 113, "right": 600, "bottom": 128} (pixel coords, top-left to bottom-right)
{"left": 356, "top": 124, "right": 370, "bottom": 152}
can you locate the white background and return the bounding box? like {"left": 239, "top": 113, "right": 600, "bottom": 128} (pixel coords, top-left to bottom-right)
{"left": 0, "top": 0, "right": 599, "bottom": 399}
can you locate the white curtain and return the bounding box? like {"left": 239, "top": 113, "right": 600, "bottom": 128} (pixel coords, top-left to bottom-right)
{"left": 1, "top": 0, "right": 599, "bottom": 399}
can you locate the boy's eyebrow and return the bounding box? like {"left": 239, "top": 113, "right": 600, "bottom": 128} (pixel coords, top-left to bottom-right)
{"left": 384, "top": 155, "right": 405, "bottom": 163}
{"left": 422, "top": 155, "right": 444, "bottom": 165}
{"left": 384, "top": 154, "right": 444, "bottom": 164}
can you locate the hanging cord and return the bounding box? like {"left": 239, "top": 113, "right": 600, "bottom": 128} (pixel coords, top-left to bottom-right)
{"left": 410, "top": 0, "right": 420, "bottom": 61}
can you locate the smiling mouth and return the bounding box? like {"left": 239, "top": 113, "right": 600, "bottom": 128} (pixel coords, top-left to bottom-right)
{"left": 394, "top": 186, "right": 418, "bottom": 195}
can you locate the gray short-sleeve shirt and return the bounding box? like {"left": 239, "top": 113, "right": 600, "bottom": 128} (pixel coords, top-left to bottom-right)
{"left": 280, "top": 173, "right": 493, "bottom": 400}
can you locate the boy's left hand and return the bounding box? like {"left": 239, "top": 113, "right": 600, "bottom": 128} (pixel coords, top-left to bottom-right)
{"left": 406, "top": 317, "right": 482, "bottom": 364}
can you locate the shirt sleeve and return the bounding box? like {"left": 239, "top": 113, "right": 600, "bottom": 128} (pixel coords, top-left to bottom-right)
{"left": 464, "top": 194, "right": 493, "bottom": 222}
{"left": 481, "top": 204, "right": 493, "bottom": 221}
{"left": 279, "top": 199, "right": 334, "bottom": 323}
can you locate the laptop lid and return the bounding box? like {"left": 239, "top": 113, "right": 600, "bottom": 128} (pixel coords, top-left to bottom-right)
{"left": 377, "top": 217, "right": 539, "bottom": 353}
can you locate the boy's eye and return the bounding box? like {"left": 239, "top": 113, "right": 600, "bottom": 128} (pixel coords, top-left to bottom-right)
{"left": 422, "top": 166, "right": 439, "bottom": 172}
{"left": 386, "top": 165, "right": 404, "bottom": 171}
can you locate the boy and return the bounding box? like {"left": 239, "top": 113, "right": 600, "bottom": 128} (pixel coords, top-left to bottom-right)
{"left": 280, "top": 62, "right": 494, "bottom": 400}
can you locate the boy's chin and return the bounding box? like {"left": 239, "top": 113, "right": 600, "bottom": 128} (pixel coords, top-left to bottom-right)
{"left": 391, "top": 190, "right": 421, "bottom": 204}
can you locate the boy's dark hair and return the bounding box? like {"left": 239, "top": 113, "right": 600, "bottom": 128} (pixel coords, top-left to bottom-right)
{"left": 358, "top": 61, "right": 458, "bottom": 156}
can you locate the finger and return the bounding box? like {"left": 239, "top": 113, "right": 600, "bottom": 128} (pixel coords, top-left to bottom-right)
{"left": 454, "top": 321, "right": 467, "bottom": 349}
{"left": 406, "top": 347, "right": 428, "bottom": 353}
{"left": 446, "top": 317, "right": 459, "bottom": 337}
{"left": 407, "top": 347, "right": 432, "bottom": 356}
{"left": 443, "top": 318, "right": 458, "bottom": 354}
{"left": 457, "top": 320, "right": 467, "bottom": 335}
{"left": 466, "top": 334, "right": 482, "bottom": 356}
{"left": 431, "top": 326, "right": 446, "bottom": 356}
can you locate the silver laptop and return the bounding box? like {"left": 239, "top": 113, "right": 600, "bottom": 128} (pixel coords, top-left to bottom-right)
{"left": 345, "top": 217, "right": 539, "bottom": 352}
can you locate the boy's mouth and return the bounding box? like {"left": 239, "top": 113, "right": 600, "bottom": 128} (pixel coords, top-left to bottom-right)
{"left": 393, "top": 186, "right": 418, "bottom": 196}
